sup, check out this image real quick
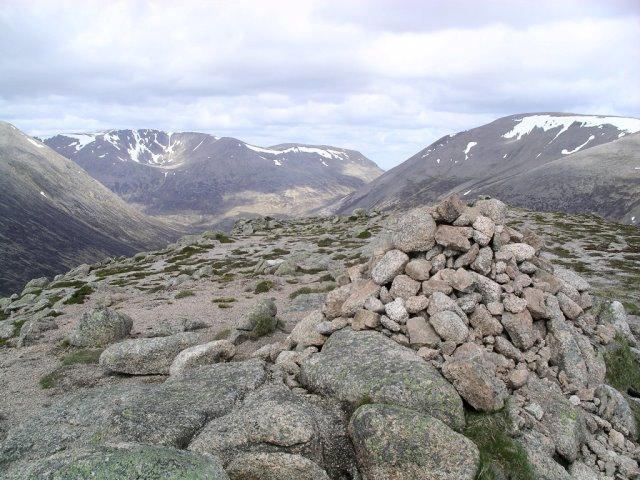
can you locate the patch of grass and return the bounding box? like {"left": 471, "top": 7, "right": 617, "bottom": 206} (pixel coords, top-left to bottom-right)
{"left": 289, "top": 284, "right": 336, "bottom": 299}
{"left": 214, "top": 328, "right": 230, "bottom": 340}
{"left": 604, "top": 334, "right": 640, "bottom": 439}
{"left": 0, "top": 337, "right": 10, "bottom": 348}
{"left": 95, "top": 265, "right": 143, "bottom": 278}
{"left": 166, "top": 245, "right": 207, "bottom": 264}
{"left": 254, "top": 280, "right": 275, "bottom": 294}
{"left": 262, "top": 248, "right": 290, "bottom": 260}
{"left": 356, "top": 230, "right": 372, "bottom": 239}
{"left": 623, "top": 302, "right": 640, "bottom": 316}
{"left": 63, "top": 285, "right": 95, "bottom": 305}
{"left": 61, "top": 349, "right": 103, "bottom": 365}
{"left": 0, "top": 310, "right": 8, "bottom": 322}
{"left": 215, "top": 233, "right": 234, "bottom": 243}
{"left": 175, "top": 290, "right": 195, "bottom": 299}
{"left": 39, "top": 369, "right": 64, "bottom": 389}
{"left": 249, "top": 315, "right": 276, "bottom": 340}
{"left": 317, "top": 273, "right": 334, "bottom": 282}
{"left": 464, "top": 407, "right": 536, "bottom": 480}
{"left": 317, "top": 238, "right": 333, "bottom": 247}
{"left": 298, "top": 266, "right": 326, "bottom": 275}
{"left": 47, "top": 294, "right": 63, "bottom": 305}
{"left": 212, "top": 297, "right": 237, "bottom": 303}
{"left": 48, "top": 280, "right": 86, "bottom": 289}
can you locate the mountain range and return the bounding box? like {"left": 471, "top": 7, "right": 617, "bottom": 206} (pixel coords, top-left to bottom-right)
{"left": 0, "top": 122, "right": 179, "bottom": 296}
{"left": 334, "top": 113, "right": 640, "bottom": 224}
{"left": 42, "top": 130, "right": 383, "bottom": 227}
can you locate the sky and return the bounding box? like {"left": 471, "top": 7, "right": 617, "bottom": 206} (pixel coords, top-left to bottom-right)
{"left": 1, "top": 0, "right": 639, "bottom": 170}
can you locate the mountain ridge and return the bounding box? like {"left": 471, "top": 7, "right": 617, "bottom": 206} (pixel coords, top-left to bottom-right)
{"left": 333, "top": 112, "right": 640, "bottom": 223}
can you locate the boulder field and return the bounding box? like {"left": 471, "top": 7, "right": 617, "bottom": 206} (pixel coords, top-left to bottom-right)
{"left": 1, "top": 195, "right": 639, "bottom": 479}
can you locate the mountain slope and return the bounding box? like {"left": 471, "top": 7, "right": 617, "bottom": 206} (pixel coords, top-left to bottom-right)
{"left": 334, "top": 113, "right": 640, "bottom": 220}
{"left": 483, "top": 132, "right": 640, "bottom": 225}
{"left": 0, "top": 122, "right": 180, "bottom": 296}
{"left": 43, "top": 130, "right": 383, "bottom": 223}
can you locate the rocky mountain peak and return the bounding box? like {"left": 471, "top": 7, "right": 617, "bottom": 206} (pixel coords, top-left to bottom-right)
{"left": 1, "top": 195, "right": 639, "bottom": 478}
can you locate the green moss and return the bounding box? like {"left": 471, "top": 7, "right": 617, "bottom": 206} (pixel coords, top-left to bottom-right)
{"left": 604, "top": 333, "right": 640, "bottom": 436}
{"left": 249, "top": 315, "right": 276, "bottom": 340}
{"left": 356, "top": 230, "right": 372, "bottom": 239}
{"left": 317, "top": 238, "right": 333, "bottom": 247}
{"left": 175, "top": 290, "right": 195, "bottom": 299}
{"left": 289, "top": 284, "right": 336, "bottom": 299}
{"left": 213, "top": 328, "right": 230, "bottom": 340}
{"left": 39, "top": 369, "right": 64, "bottom": 389}
{"left": 95, "top": 265, "right": 144, "bottom": 278}
{"left": 464, "top": 408, "right": 535, "bottom": 480}
{"left": 254, "top": 280, "right": 275, "bottom": 294}
{"left": 212, "top": 297, "right": 237, "bottom": 303}
{"left": 215, "top": 232, "right": 234, "bottom": 243}
{"left": 63, "top": 285, "right": 95, "bottom": 305}
{"left": 48, "top": 280, "right": 86, "bottom": 289}
{"left": 61, "top": 349, "right": 103, "bottom": 365}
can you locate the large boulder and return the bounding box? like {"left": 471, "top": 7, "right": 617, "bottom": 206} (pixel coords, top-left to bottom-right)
{"left": 371, "top": 249, "right": 410, "bottom": 285}
{"left": 236, "top": 299, "right": 278, "bottom": 336}
{"left": 21, "top": 445, "right": 229, "bottom": 480}
{"left": 66, "top": 308, "right": 133, "bottom": 348}
{"left": 99, "top": 332, "right": 200, "bottom": 375}
{"left": 169, "top": 340, "right": 236, "bottom": 377}
{"left": 299, "top": 329, "right": 465, "bottom": 431}
{"left": 349, "top": 404, "right": 479, "bottom": 480}
{"left": 0, "top": 360, "right": 267, "bottom": 475}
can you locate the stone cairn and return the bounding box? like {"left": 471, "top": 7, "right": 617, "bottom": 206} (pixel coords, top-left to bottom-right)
{"left": 255, "top": 194, "right": 639, "bottom": 479}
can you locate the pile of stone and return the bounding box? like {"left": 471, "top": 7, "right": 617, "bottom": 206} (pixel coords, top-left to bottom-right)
{"left": 263, "top": 194, "right": 639, "bottom": 479}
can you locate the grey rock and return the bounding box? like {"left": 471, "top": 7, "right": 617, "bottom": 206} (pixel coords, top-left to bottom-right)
{"left": 498, "top": 243, "right": 536, "bottom": 262}
{"left": 363, "top": 296, "right": 385, "bottom": 313}
{"left": 501, "top": 309, "right": 536, "bottom": 350}
{"left": 405, "top": 258, "right": 432, "bottom": 281}
{"left": 456, "top": 292, "right": 483, "bottom": 314}
{"left": 407, "top": 316, "right": 440, "bottom": 347}
{"left": 67, "top": 307, "right": 133, "bottom": 348}
{"left": 595, "top": 384, "right": 637, "bottom": 439}
{"left": 389, "top": 275, "right": 421, "bottom": 299}
{"left": 17, "top": 317, "right": 58, "bottom": 346}
{"left": 299, "top": 329, "right": 465, "bottom": 430}
{"left": 471, "top": 272, "right": 502, "bottom": 304}
{"left": 436, "top": 193, "right": 467, "bottom": 223}
{"left": 405, "top": 295, "right": 429, "bottom": 314}
{"left": 545, "top": 296, "right": 589, "bottom": 387}
{"left": 503, "top": 294, "right": 527, "bottom": 314}
{"left": 435, "top": 225, "right": 472, "bottom": 251}
{"left": 352, "top": 309, "right": 380, "bottom": 330}
{"left": 472, "top": 215, "right": 496, "bottom": 239}
{"left": 371, "top": 249, "right": 410, "bottom": 285}
{"left": 380, "top": 315, "right": 401, "bottom": 332}
{"left": 493, "top": 336, "right": 524, "bottom": 362}
{"left": 525, "top": 376, "right": 587, "bottom": 462}
{"left": 429, "top": 311, "right": 469, "bottom": 345}
{"left": 287, "top": 293, "right": 327, "bottom": 312}
{"left": 442, "top": 343, "right": 508, "bottom": 411}
{"left": 469, "top": 304, "right": 503, "bottom": 337}
{"left": 349, "top": 404, "right": 479, "bottom": 480}
{"left": 523, "top": 287, "right": 551, "bottom": 319}
{"left": 340, "top": 280, "right": 380, "bottom": 317}
{"left": 322, "top": 285, "right": 352, "bottom": 319}
{"left": 554, "top": 266, "right": 591, "bottom": 292}
{"left": 453, "top": 243, "right": 480, "bottom": 268}
{"left": 557, "top": 292, "right": 583, "bottom": 320}
{"left": 427, "top": 291, "right": 467, "bottom": 323}
{"left": 23, "top": 445, "right": 229, "bottom": 480}
{"left": 385, "top": 298, "right": 409, "bottom": 324}
{"left": 225, "top": 453, "right": 331, "bottom": 480}
{"left": 99, "top": 332, "right": 200, "bottom": 375}
{"left": 21, "top": 277, "right": 49, "bottom": 295}
{"left": 391, "top": 208, "right": 437, "bottom": 252}
{"left": 475, "top": 198, "right": 507, "bottom": 224}
{"left": 520, "top": 431, "right": 572, "bottom": 480}
{"left": 169, "top": 340, "right": 236, "bottom": 377}
{"left": 290, "top": 311, "right": 328, "bottom": 349}
{"left": 597, "top": 300, "right": 636, "bottom": 345}
{"left": 470, "top": 246, "right": 493, "bottom": 275}
{"left": 568, "top": 461, "right": 599, "bottom": 480}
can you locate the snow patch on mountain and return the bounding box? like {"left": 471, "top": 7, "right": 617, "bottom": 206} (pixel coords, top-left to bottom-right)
{"left": 562, "top": 135, "right": 595, "bottom": 155}
{"left": 26, "top": 137, "right": 44, "bottom": 149}
{"left": 464, "top": 141, "right": 477, "bottom": 160}
{"left": 63, "top": 133, "right": 98, "bottom": 151}
{"left": 245, "top": 143, "right": 349, "bottom": 160}
{"left": 503, "top": 115, "right": 640, "bottom": 141}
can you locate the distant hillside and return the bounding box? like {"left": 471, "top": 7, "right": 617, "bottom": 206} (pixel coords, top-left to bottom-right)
{"left": 334, "top": 113, "right": 640, "bottom": 223}
{"left": 0, "top": 122, "right": 180, "bottom": 296}
{"left": 43, "top": 130, "right": 383, "bottom": 225}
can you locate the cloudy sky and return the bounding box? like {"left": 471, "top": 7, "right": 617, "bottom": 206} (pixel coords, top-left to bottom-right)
{"left": 1, "top": 0, "right": 639, "bottom": 169}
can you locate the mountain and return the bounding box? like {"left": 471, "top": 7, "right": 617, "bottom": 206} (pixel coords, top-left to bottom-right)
{"left": 42, "top": 130, "right": 383, "bottom": 225}
{"left": 334, "top": 113, "right": 640, "bottom": 222}
{"left": 0, "top": 122, "right": 180, "bottom": 296}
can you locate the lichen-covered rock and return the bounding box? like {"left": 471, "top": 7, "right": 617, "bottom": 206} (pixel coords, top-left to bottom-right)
{"left": 66, "top": 308, "right": 133, "bottom": 348}
{"left": 595, "top": 384, "right": 638, "bottom": 439}
{"left": 225, "top": 453, "right": 331, "bottom": 480}
{"left": 23, "top": 445, "right": 229, "bottom": 480}
{"left": 169, "top": 340, "right": 236, "bottom": 377}
{"left": 236, "top": 299, "right": 278, "bottom": 332}
{"left": 429, "top": 311, "right": 469, "bottom": 345}
{"left": 435, "top": 225, "right": 472, "bottom": 252}
{"left": 299, "top": 329, "right": 465, "bottom": 431}
{"left": 290, "top": 311, "right": 328, "bottom": 349}
{"left": 348, "top": 404, "right": 479, "bottom": 480}
{"left": 371, "top": 249, "right": 410, "bottom": 285}
{"left": 436, "top": 194, "right": 466, "bottom": 223}
{"left": 99, "top": 332, "right": 200, "bottom": 375}
{"left": 391, "top": 208, "right": 437, "bottom": 252}
{"left": 501, "top": 309, "right": 536, "bottom": 350}
{"left": 442, "top": 343, "right": 508, "bottom": 411}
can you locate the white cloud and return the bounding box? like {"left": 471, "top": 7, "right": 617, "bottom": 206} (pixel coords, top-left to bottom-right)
{"left": 0, "top": 0, "right": 638, "bottom": 170}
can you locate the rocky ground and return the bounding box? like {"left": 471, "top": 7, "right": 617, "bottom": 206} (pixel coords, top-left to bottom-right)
{"left": 0, "top": 198, "right": 639, "bottom": 479}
